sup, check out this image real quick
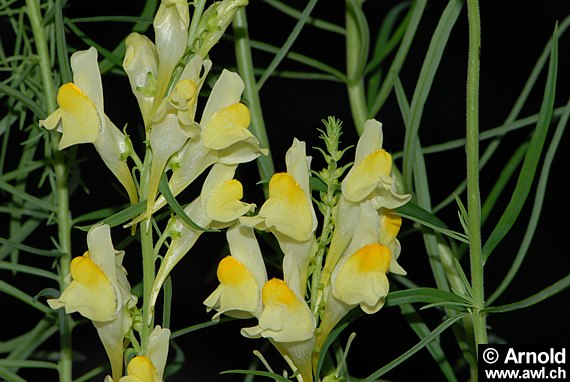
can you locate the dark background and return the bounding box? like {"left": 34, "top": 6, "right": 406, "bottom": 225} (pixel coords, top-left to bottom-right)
{"left": 4, "top": 0, "right": 569, "bottom": 381}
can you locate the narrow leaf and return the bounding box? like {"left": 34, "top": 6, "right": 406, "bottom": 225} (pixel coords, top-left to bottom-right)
{"left": 158, "top": 173, "right": 216, "bottom": 232}
{"left": 364, "top": 314, "right": 466, "bottom": 381}
{"left": 483, "top": 26, "right": 558, "bottom": 262}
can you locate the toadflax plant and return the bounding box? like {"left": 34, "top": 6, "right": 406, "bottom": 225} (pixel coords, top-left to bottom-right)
{"left": 0, "top": 0, "right": 568, "bottom": 381}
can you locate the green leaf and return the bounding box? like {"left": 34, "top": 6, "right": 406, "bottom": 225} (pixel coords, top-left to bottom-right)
{"left": 73, "top": 365, "right": 109, "bottom": 382}
{"left": 385, "top": 287, "right": 469, "bottom": 308}
{"left": 0, "top": 359, "right": 58, "bottom": 370}
{"left": 400, "top": 303, "right": 459, "bottom": 382}
{"left": 396, "top": 202, "right": 469, "bottom": 244}
{"left": 366, "top": 1, "right": 411, "bottom": 75}
{"left": 0, "top": 181, "right": 56, "bottom": 212}
{"left": 401, "top": 0, "right": 463, "bottom": 192}
{"left": 0, "top": 237, "right": 64, "bottom": 257}
{"left": 75, "top": 202, "right": 145, "bottom": 231}
{"left": 483, "top": 274, "right": 570, "bottom": 314}
{"left": 0, "top": 261, "right": 58, "bottom": 281}
{"left": 220, "top": 369, "right": 290, "bottom": 382}
{"left": 256, "top": 0, "right": 319, "bottom": 90}
{"left": 315, "top": 309, "right": 363, "bottom": 378}
{"left": 368, "top": 0, "right": 427, "bottom": 115}
{"left": 488, "top": 95, "right": 570, "bottom": 305}
{"left": 0, "top": 367, "right": 27, "bottom": 382}
{"left": 0, "top": 279, "right": 52, "bottom": 314}
{"left": 158, "top": 173, "right": 216, "bottom": 232}
{"left": 363, "top": 313, "right": 467, "bottom": 381}
{"left": 483, "top": 26, "right": 558, "bottom": 262}
{"left": 345, "top": 0, "right": 370, "bottom": 80}
{"left": 261, "top": 0, "right": 345, "bottom": 35}
{"left": 170, "top": 317, "right": 235, "bottom": 340}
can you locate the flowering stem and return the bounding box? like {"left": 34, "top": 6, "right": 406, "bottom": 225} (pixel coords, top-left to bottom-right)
{"left": 345, "top": 0, "right": 369, "bottom": 135}
{"left": 26, "top": 0, "right": 73, "bottom": 380}
{"left": 232, "top": 8, "right": 275, "bottom": 186}
{"left": 465, "top": 0, "right": 487, "bottom": 347}
{"left": 140, "top": 152, "right": 155, "bottom": 351}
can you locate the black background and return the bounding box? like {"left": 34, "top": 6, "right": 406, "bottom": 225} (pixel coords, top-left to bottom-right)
{"left": 3, "top": 0, "right": 570, "bottom": 381}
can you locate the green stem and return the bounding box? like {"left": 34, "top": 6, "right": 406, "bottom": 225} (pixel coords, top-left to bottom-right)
{"left": 465, "top": 0, "right": 487, "bottom": 347}
{"left": 26, "top": 0, "right": 73, "bottom": 380}
{"left": 345, "top": 0, "right": 368, "bottom": 134}
{"left": 140, "top": 153, "right": 155, "bottom": 351}
{"left": 232, "top": 8, "right": 275, "bottom": 186}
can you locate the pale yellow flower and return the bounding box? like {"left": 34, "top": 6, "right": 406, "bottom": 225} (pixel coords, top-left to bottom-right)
{"left": 48, "top": 224, "right": 136, "bottom": 380}
{"left": 318, "top": 202, "right": 392, "bottom": 356}
{"left": 147, "top": 164, "right": 255, "bottom": 322}
{"left": 242, "top": 278, "right": 316, "bottom": 382}
{"left": 242, "top": 139, "right": 317, "bottom": 295}
{"left": 105, "top": 326, "right": 170, "bottom": 382}
{"left": 40, "top": 47, "right": 138, "bottom": 205}
{"left": 204, "top": 224, "right": 267, "bottom": 320}
{"left": 323, "top": 119, "right": 410, "bottom": 284}
{"left": 242, "top": 278, "right": 315, "bottom": 341}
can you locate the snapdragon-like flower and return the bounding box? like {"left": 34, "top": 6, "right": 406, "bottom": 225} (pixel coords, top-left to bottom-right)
{"left": 317, "top": 202, "right": 392, "bottom": 355}
{"left": 104, "top": 326, "right": 170, "bottom": 382}
{"left": 160, "top": 69, "right": 267, "bottom": 210}
{"left": 48, "top": 224, "right": 136, "bottom": 380}
{"left": 204, "top": 224, "right": 267, "bottom": 320}
{"left": 40, "top": 47, "right": 138, "bottom": 206}
{"left": 242, "top": 139, "right": 317, "bottom": 295}
{"left": 323, "top": 119, "right": 410, "bottom": 285}
{"left": 242, "top": 278, "right": 316, "bottom": 382}
{"left": 147, "top": 163, "right": 255, "bottom": 321}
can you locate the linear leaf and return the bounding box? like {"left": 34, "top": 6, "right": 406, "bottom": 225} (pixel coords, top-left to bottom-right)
{"left": 0, "top": 237, "right": 63, "bottom": 257}
{"left": 220, "top": 369, "right": 290, "bottom": 382}
{"left": 483, "top": 274, "right": 570, "bottom": 314}
{"left": 0, "top": 181, "right": 56, "bottom": 211}
{"left": 158, "top": 173, "right": 216, "bottom": 232}
{"left": 483, "top": 27, "right": 558, "bottom": 262}
{"left": 0, "top": 279, "right": 52, "bottom": 314}
{"left": 396, "top": 202, "right": 469, "bottom": 244}
{"left": 401, "top": 0, "right": 463, "bottom": 192}
{"left": 368, "top": 0, "right": 427, "bottom": 115}
{"left": 256, "top": 0, "right": 318, "bottom": 90}
{"left": 75, "top": 202, "right": 146, "bottom": 231}
{"left": 261, "top": 0, "right": 344, "bottom": 35}
{"left": 385, "top": 287, "right": 469, "bottom": 308}
{"left": 400, "top": 303, "right": 458, "bottom": 382}
{"left": 364, "top": 313, "right": 467, "bottom": 381}
{"left": 170, "top": 317, "right": 235, "bottom": 339}
{"left": 0, "top": 261, "right": 58, "bottom": 281}
{"left": 488, "top": 95, "right": 570, "bottom": 304}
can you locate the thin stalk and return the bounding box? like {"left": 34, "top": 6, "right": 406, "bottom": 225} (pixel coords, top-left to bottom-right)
{"left": 26, "top": 0, "right": 73, "bottom": 380}
{"left": 140, "top": 153, "right": 155, "bottom": 351}
{"left": 345, "top": 0, "right": 368, "bottom": 134}
{"left": 465, "top": 0, "right": 487, "bottom": 347}
{"left": 232, "top": 8, "right": 275, "bottom": 186}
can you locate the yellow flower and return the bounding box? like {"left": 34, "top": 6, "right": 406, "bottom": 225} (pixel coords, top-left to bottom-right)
{"left": 332, "top": 243, "right": 391, "bottom": 313}
{"left": 379, "top": 209, "right": 406, "bottom": 275}
{"left": 242, "top": 139, "right": 317, "bottom": 295}
{"left": 204, "top": 224, "right": 267, "bottom": 320}
{"left": 318, "top": 202, "right": 393, "bottom": 356}
{"left": 139, "top": 69, "right": 267, "bottom": 219}
{"left": 48, "top": 224, "right": 136, "bottom": 380}
{"left": 147, "top": 164, "right": 255, "bottom": 322}
{"left": 105, "top": 326, "right": 170, "bottom": 382}
{"left": 40, "top": 47, "right": 138, "bottom": 205}
{"left": 341, "top": 119, "right": 410, "bottom": 208}
{"left": 323, "top": 119, "right": 410, "bottom": 285}
{"left": 242, "top": 278, "right": 315, "bottom": 342}
{"left": 242, "top": 278, "right": 316, "bottom": 382}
